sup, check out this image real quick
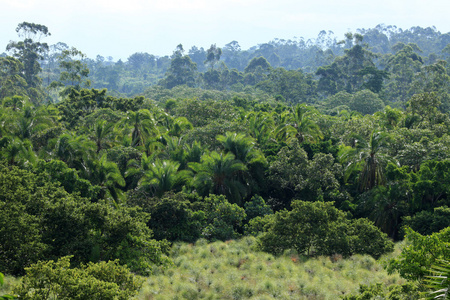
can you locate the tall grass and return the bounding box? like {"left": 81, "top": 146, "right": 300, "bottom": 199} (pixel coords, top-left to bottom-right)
{"left": 137, "top": 237, "right": 404, "bottom": 299}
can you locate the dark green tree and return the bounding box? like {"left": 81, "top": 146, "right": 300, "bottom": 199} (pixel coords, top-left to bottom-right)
{"left": 189, "top": 151, "right": 247, "bottom": 204}
{"left": 160, "top": 44, "right": 197, "bottom": 89}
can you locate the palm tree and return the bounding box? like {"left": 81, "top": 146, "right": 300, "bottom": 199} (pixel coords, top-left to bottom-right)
{"left": 217, "top": 132, "right": 259, "bottom": 163}
{"left": 340, "top": 131, "right": 393, "bottom": 191}
{"left": 120, "top": 109, "right": 158, "bottom": 147}
{"left": 189, "top": 151, "right": 247, "bottom": 204}
{"left": 49, "top": 133, "right": 96, "bottom": 174}
{"left": 0, "top": 136, "right": 36, "bottom": 167}
{"left": 7, "top": 104, "right": 56, "bottom": 141}
{"left": 246, "top": 111, "right": 275, "bottom": 146}
{"left": 125, "top": 151, "right": 158, "bottom": 188}
{"left": 424, "top": 260, "right": 450, "bottom": 299}
{"left": 160, "top": 135, "right": 186, "bottom": 165}
{"left": 167, "top": 116, "right": 193, "bottom": 137}
{"left": 184, "top": 141, "right": 205, "bottom": 164}
{"left": 91, "top": 154, "right": 126, "bottom": 204}
{"left": 217, "top": 132, "right": 267, "bottom": 196}
{"left": 288, "top": 104, "right": 323, "bottom": 144}
{"left": 139, "top": 159, "right": 190, "bottom": 197}
{"left": 91, "top": 120, "right": 114, "bottom": 153}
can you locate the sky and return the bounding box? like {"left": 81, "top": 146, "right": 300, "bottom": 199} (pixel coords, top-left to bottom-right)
{"left": 1, "top": 0, "right": 449, "bottom": 61}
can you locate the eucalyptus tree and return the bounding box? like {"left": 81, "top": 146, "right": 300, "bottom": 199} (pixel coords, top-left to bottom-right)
{"left": 50, "top": 47, "right": 91, "bottom": 97}
{"left": 159, "top": 44, "right": 198, "bottom": 89}
{"left": 6, "top": 22, "right": 51, "bottom": 103}
{"left": 316, "top": 35, "right": 379, "bottom": 96}
{"left": 204, "top": 44, "right": 222, "bottom": 70}
{"left": 0, "top": 56, "right": 27, "bottom": 98}
{"left": 384, "top": 43, "right": 423, "bottom": 103}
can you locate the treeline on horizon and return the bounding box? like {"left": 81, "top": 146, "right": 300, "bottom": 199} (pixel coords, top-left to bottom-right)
{"left": 1, "top": 22, "right": 450, "bottom": 299}
{"left": 2, "top": 23, "right": 450, "bottom": 101}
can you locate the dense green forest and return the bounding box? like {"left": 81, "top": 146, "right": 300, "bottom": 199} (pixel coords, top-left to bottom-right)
{"left": 1, "top": 21, "right": 450, "bottom": 299}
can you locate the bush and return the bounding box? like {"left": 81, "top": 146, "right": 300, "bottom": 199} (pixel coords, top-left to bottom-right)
{"left": 145, "top": 195, "right": 205, "bottom": 242}
{"left": 13, "top": 256, "right": 144, "bottom": 300}
{"left": 258, "top": 200, "right": 393, "bottom": 258}
{"left": 200, "top": 194, "right": 246, "bottom": 241}
{"left": 402, "top": 206, "right": 450, "bottom": 236}
{"left": 0, "top": 164, "right": 170, "bottom": 276}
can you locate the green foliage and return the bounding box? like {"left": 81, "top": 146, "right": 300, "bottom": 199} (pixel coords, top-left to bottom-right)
{"left": 0, "top": 272, "right": 17, "bottom": 299}
{"left": 423, "top": 260, "right": 450, "bottom": 300}
{"left": 200, "top": 194, "right": 247, "bottom": 241}
{"left": 342, "top": 282, "right": 419, "bottom": 300}
{"left": 258, "top": 200, "right": 393, "bottom": 258}
{"left": 13, "top": 256, "right": 144, "bottom": 300}
{"left": 268, "top": 140, "right": 347, "bottom": 208}
{"left": 4, "top": 23, "right": 450, "bottom": 298}
{"left": 412, "top": 159, "right": 450, "bottom": 210}
{"left": 244, "top": 195, "right": 273, "bottom": 221}
{"left": 388, "top": 227, "right": 450, "bottom": 281}
{"left": 136, "top": 193, "right": 205, "bottom": 242}
{"left": 34, "top": 159, "right": 101, "bottom": 201}
{"left": 0, "top": 163, "right": 170, "bottom": 276}
{"left": 349, "top": 89, "right": 385, "bottom": 115}
{"left": 402, "top": 206, "right": 450, "bottom": 236}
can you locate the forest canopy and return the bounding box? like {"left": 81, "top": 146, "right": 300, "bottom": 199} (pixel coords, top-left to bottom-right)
{"left": 1, "top": 22, "right": 450, "bottom": 299}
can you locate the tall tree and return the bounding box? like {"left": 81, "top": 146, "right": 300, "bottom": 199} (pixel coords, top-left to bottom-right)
{"left": 50, "top": 47, "right": 91, "bottom": 97}
{"left": 0, "top": 56, "right": 27, "bottom": 98}
{"left": 204, "top": 44, "right": 222, "bottom": 70}
{"left": 6, "top": 22, "right": 51, "bottom": 104}
{"left": 159, "top": 44, "right": 197, "bottom": 89}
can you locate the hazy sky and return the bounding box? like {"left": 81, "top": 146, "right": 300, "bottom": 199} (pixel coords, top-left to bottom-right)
{"left": 1, "top": 0, "right": 449, "bottom": 61}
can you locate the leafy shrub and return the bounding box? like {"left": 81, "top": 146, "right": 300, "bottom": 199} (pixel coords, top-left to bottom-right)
{"left": 402, "top": 206, "right": 450, "bottom": 236}
{"left": 388, "top": 227, "right": 450, "bottom": 281}
{"left": 145, "top": 195, "right": 205, "bottom": 242}
{"left": 0, "top": 164, "right": 170, "bottom": 276}
{"left": 244, "top": 195, "right": 273, "bottom": 222}
{"left": 258, "top": 200, "right": 393, "bottom": 258}
{"left": 13, "top": 256, "right": 144, "bottom": 300}
{"left": 200, "top": 194, "right": 246, "bottom": 241}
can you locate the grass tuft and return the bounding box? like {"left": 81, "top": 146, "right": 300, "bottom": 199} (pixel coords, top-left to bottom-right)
{"left": 137, "top": 237, "right": 404, "bottom": 299}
